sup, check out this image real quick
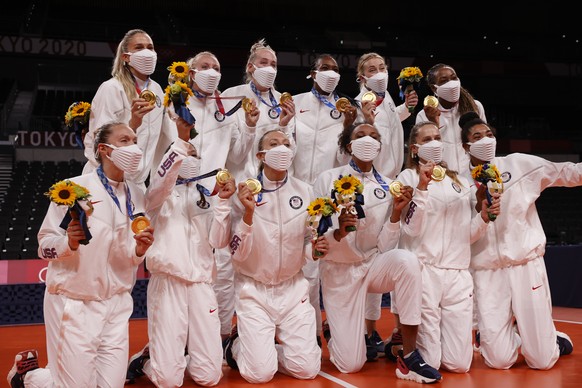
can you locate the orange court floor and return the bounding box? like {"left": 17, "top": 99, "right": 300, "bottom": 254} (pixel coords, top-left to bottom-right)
{"left": 2, "top": 307, "right": 581, "bottom": 388}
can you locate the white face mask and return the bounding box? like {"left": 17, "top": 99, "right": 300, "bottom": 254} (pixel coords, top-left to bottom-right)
{"left": 350, "top": 136, "right": 381, "bottom": 162}
{"left": 252, "top": 65, "right": 277, "bottom": 89}
{"left": 178, "top": 156, "right": 200, "bottom": 179}
{"left": 435, "top": 79, "right": 461, "bottom": 103}
{"left": 126, "top": 49, "right": 157, "bottom": 76}
{"left": 262, "top": 144, "right": 294, "bottom": 171}
{"left": 415, "top": 140, "right": 443, "bottom": 163}
{"left": 315, "top": 70, "right": 340, "bottom": 94}
{"left": 364, "top": 72, "right": 388, "bottom": 94}
{"left": 194, "top": 68, "right": 222, "bottom": 94}
{"left": 106, "top": 144, "right": 143, "bottom": 173}
{"left": 468, "top": 136, "right": 496, "bottom": 162}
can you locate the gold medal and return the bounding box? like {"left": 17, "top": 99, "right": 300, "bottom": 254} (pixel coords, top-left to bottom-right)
{"left": 279, "top": 92, "right": 293, "bottom": 105}
{"left": 335, "top": 97, "right": 350, "bottom": 112}
{"left": 431, "top": 165, "right": 446, "bottom": 181}
{"left": 245, "top": 178, "right": 262, "bottom": 195}
{"left": 241, "top": 97, "right": 253, "bottom": 113}
{"left": 362, "top": 91, "right": 377, "bottom": 103}
{"left": 216, "top": 169, "right": 232, "bottom": 185}
{"left": 423, "top": 95, "right": 439, "bottom": 108}
{"left": 131, "top": 215, "right": 150, "bottom": 234}
{"left": 389, "top": 181, "right": 403, "bottom": 197}
{"left": 140, "top": 90, "right": 156, "bottom": 106}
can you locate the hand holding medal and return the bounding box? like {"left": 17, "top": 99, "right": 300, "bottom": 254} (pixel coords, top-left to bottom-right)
{"left": 215, "top": 169, "right": 237, "bottom": 200}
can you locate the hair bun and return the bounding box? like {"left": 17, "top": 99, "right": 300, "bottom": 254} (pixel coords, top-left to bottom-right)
{"left": 458, "top": 111, "right": 481, "bottom": 130}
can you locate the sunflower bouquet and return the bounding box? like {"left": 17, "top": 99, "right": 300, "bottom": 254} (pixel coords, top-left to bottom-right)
{"left": 471, "top": 163, "right": 503, "bottom": 221}
{"left": 164, "top": 61, "right": 196, "bottom": 137}
{"left": 64, "top": 101, "right": 91, "bottom": 149}
{"left": 332, "top": 174, "right": 365, "bottom": 232}
{"left": 46, "top": 180, "right": 94, "bottom": 244}
{"left": 397, "top": 67, "right": 423, "bottom": 112}
{"left": 306, "top": 197, "right": 338, "bottom": 257}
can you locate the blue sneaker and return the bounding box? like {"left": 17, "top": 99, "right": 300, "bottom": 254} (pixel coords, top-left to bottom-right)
{"left": 557, "top": 331, "right": 573, "bottom": 356}
{"left": 126, "top": 344, "right": 149, "bottom": 384}
{"left": 369, "top": 330, "right": 385, "bottom": 356}
{"left": 396, "top": 349, "right": 442, "bottom": 384}
{"left": 365, "top": 334, "right": 378, "bottom": 362}
{"left": 224, "top": 325, "right": 239, "bottom": 370}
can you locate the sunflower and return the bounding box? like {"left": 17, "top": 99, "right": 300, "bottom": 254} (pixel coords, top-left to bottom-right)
{"left": 471, "top": 163, "right": 502, "bottom": 184}
{"left": 168, "top": 61, "right": 189, "bottom": 81}
{"left": 163, "top": 85, "right": 172, "bottom": 107}
{"left": 397, "top": 66, "right": 423, "bottom": 82}
{"left": 307, "top": 198, "right": 326, "bottom": 216}
{"left": 46, "top": 180, "right": 77, "bottom": 207}
{"left": 64, "top": 101, "right": 91, "bottom": 127}
{"left": 334, "top": 175, "right": 363, "bottom": 195}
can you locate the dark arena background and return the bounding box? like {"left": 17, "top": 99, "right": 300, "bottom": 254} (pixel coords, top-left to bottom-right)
{"left": 1, "top": 2, "right": 582, "bottom": 387}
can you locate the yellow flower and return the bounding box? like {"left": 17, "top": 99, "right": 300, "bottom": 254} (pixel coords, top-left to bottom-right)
{"left": 472, "top": 163, "right": 502, "bottom": 184}
{"left": 307, "top": 198, "right": 326, "bottom": 216}
{"left": 46, "top": 180, "right": 77, "bottom": 207}
{"left": 45, "top": 180, "right": 91, "bottom": 207}
{"left": 334, "top": 175, "right": 362, "bottom": 195}
{"left": 64, "top": 101, "right": 91, "bottom": 126}
{"left": 168, "top": 61, "right": 189, "bottom": 81}
{"left": 163, "top": 85, "right": 172, "bottom": 107}
{"left": 397, "top": 67, "right": 423, "bottom": 82}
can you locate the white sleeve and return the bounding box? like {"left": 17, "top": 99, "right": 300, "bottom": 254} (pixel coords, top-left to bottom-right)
{"left": 145, "top": 139, "right": 191, "bottom": 212}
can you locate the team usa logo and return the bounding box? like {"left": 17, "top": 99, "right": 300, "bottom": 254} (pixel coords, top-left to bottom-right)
{"left": 289, "top": 196, "right": 303, "bottom": 209}
{"left": 230, "top": 235, "right": 242, "bottom": 255}
{"left": 501, "top": 171, "right": 511, "bottom": 183}
{"left": 374, "top": 188, "right": 386, "bottom": 199}
{"left": 404, "top": 202, "right": 417, "bottom": 225}
{"left": 157, "top": 151, "right": 179, "bottom": 177}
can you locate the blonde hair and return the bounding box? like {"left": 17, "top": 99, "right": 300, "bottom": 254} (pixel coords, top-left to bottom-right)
{"left": 186, "top": 51, "right": 220, "bottom": 87}
{"left": 356, "top": 52, "right": 386, "bottom": 92}
{"left": 112, "top": 29, "right": 150, "bottom": 103}
{"left": 244, "top": 38, "right": 276, "bottom": 83}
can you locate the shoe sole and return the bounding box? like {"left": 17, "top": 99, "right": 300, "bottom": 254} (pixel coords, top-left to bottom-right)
{"left": 396, "top": 368, "right": 442, "bottom": 384}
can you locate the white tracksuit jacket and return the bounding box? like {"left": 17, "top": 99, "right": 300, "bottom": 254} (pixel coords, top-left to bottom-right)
{"left": 184, "top": 95, "right": 255, "bottom": 189}
{"left": 292, "top": 90, "right": 346, "bottom": 185}
{"left": 83, "top": 77, "right": 175, "bottom": 186}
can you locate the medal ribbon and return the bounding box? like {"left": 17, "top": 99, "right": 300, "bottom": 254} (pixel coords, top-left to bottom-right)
{"left": 132, "top": 75, "right": 150, "bottom": 95}
{"left": 256, "top": 170, "right": 288, "bottom": 203}
{"left": 175, "top": 168, "right": 221, "bottom": 186}
{"left": 310, "top": 87, "right": 338, "bottom": 111}
{"left": 96, "top": 165, "right": 136, "bottom": 220}
{"left": 213, "top": 91, "right": 245, "bottom": 118}
{"left": 349, "top": 159, "right": 389, "bottom": 191}
{"left": 250, "top": 82, "right": 281, "bottom": 114}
